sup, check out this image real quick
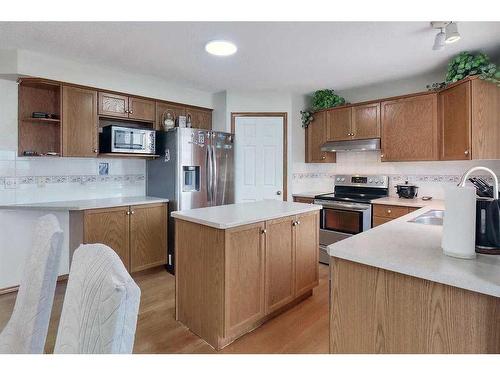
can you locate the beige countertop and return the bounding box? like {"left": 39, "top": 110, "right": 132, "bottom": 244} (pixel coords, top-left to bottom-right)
{"left": 372, "top": 196, "right": 443, "bottom": 208}
{"left": 171, "top": 200, "right": 322, "bottom": 229}
{"left": 328, "top": 201, "right": 500, "bottom": 298}
{"left": 0, "top": 196, "right": 168, "bottom": 211}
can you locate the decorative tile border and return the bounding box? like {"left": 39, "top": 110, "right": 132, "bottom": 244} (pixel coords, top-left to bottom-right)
{"left": 0, "top": 174, "right": 145, "bottom": 189}
{"left": 292, "top": 173, "right": 497, "bottom": 185}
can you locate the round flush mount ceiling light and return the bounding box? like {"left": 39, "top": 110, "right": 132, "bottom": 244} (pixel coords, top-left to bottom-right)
{"left": 205, "top": 40, "right": 237, "bottom": 56}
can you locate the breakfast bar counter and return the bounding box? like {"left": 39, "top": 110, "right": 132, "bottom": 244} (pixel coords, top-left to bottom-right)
{"left": 328, "top": 202, "right": 500, "bottom": 354}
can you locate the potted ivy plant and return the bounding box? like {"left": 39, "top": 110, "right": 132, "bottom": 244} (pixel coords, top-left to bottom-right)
{"left": 301, "top": 89, "right": 347, "bottom": 128}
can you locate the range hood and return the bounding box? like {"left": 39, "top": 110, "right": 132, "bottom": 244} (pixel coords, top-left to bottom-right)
{"left": 321, "top": 138, "right": 381, "bottom": 152}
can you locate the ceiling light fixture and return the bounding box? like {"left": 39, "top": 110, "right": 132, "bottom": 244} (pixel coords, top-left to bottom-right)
{"left": 445, "top": 22, "right": 461, "bottom": 44}
{"left": 205, "top": 40, "right": 237, "bottom": 56}
{"left": 430, "top": 21, "right": 461, "bottom": 50}
{"left": 433, "top": 28, "right": 446, "bottom": 51}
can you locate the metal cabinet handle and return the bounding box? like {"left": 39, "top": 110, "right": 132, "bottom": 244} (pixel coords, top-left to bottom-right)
{"left": 130, "top": 210, "right": 135, "bottom": 215}
{"left": 387, "top": 209, "right": 392, "bottom": 214}
{"left": 296, "top": 221, "right": 301, "bottom": 225}
{"left": 93, "top": 148, "right": 98, "bottom": 153}
{"left": 129, "top": 110, "right": 133, "bottom": 114}
{"left": 321, "top": 155, "right": 326, "bottom": 160}
{"left": 126, "top": 211, "right": 131, "bottom": 215}
{"left": 464, "top": 150, "right": 470, "bottom": 155}
{"left": 261, "top": 229, "right": 267, "bottom": 234}
{"left": 381, "top": 154, "right": 385, "bottom": 158}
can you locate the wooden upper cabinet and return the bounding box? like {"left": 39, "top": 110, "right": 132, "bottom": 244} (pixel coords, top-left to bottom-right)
{"left": 265, "top": 216, "right": 295, "bottom": 314}
{"left": 224, "top": 222, "right": 266, "bottom": 339}
{"left": 381, "top": 93, "right": 438, "bottom": 162}
{"left": 98, "top": 92, "right": 129, "bottom": 118}
{"left": 471, "top": 78, "right": 500, "bottom": 160}
{"left": 294, "top": 211, "right": 319, "bottom": 296}
{"left": 351, "top": 102, "right": 380, "bottom": 140}
{"left": 156, "top": 101, "right": 186, "bottom": 130}
{"left": 83, "top": 206, "right": 130, "bottom": 270}
{"left": 305, "top": 110, "right": 336, "bottom": 163}
{"left": 129, "top": 97, "right": 155, "bottom": 123}
{"left": 129, "top": 203, "right": 167, "bottom": 273}
{"left": 440, "top": 81, "right": 471, "bottom": 160}
{"left": 327, "top": 107, "right": 352, "bottom": 141}
{"left": 186, "top": 107, "right": 212, "bottom": 130}
{"left": 98, "top": 92, "right": 155, "bottom": 123}
{"left": 62, "top": 86, "right": 98, "bottom": 157}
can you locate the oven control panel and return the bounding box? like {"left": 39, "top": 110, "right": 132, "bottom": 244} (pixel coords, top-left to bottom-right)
{"left": 335, "top": 174, "right": 388, "bottom": 188}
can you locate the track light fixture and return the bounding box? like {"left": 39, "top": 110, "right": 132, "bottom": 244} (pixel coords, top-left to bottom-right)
{"left": 430, "top": 21, "right": 461, "bottom": 50}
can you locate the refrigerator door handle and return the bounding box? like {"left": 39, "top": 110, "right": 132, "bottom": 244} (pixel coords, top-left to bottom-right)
{"left": 212, "top": 143, "right": 217, "bottom": 206}
{"left": 206, "top": 144, "right": 212, "bottom": 204}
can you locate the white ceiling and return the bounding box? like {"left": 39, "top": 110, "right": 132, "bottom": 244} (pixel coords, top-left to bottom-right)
{"left": 0, "top": 22, "right": 499, "bottom": 93}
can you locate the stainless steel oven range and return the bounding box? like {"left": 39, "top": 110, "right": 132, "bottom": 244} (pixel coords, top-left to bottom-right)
{"left": 314, "top": 174, "right": 388, "bottom": 264}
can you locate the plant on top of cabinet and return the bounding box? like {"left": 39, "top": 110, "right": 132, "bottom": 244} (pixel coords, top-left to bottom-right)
{"left": 427, "top": 51, "right": 500, "bottom": 90}
{"left": 311, "top": 89, "right": 347, "bottom": 111}
{"left": 300, "top": 110, "right": 313, "bottom": 128}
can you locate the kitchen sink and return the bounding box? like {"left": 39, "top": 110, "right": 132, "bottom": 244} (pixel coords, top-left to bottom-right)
{"left": 408, "top": 210, "right": 444, "bottom": 226}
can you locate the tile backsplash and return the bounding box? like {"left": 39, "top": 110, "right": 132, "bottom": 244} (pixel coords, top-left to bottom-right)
{"left": 0, "top": 150, "right": 146, "bottom": 204}
{"left": 292, "top": 151, "right": 500, "bottom": 199}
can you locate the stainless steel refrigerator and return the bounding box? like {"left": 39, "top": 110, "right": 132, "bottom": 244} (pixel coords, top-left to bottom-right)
{"left": 147, "top": 128, "right": 234, "bottom": 273}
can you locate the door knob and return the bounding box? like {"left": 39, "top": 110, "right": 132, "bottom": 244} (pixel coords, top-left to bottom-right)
{"left": 276, "top": 190, "right": 282, "bottom": 196}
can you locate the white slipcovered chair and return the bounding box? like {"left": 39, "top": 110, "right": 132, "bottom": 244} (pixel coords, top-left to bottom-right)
{"left": 54, "top": 243, "right": 141, "bottom": 354}
{"left": 0, "top": 214, "right": 63, "bottom": 354}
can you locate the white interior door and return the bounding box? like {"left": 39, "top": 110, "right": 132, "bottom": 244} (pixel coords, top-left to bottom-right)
{"left": 234, "top": 116, "right": 284, "bottom": 203}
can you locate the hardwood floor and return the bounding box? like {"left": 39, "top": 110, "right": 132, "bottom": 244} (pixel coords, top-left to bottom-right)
{"left": 0, "top": 264, "right": 329, "bottom": 354}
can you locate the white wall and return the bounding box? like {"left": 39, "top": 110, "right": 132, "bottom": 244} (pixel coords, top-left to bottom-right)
{"left": 0, "top": 49, "right": 216, "bottom": 205}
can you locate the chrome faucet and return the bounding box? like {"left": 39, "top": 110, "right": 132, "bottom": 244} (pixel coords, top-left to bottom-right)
{"left": 457, "top": 166, "right": 499, "bottom": 199}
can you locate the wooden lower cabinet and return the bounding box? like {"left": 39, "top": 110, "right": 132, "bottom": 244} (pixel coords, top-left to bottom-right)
{"left": 330, "top": 258, "right": 500, "bottom": 353}
{"left": 265, "top": 217, "right": 295, "bottom": 313}
{"left": 225, "top": 223, "right": 266, "bottom": 339}
{"left": 175, "top": 210, "right": 320, "bottom": 350}
{"left": 130, "top": 203, "right": 168, "bottom": 272}
{"left": 294, "top": 211, "right": 320, "bottom": 295}
{"left": 372, "top": 203, "right": 420, "bottom": 227}
{"left": 293, "top": 196, "right": 314, "bottom": 204}
{"left": 83, "top": 203, "right": 167, "bottom": 272}
{"left": 84, "top": 206, "right": 130, "bottom": 268}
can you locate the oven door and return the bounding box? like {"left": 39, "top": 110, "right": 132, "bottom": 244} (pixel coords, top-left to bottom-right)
{"left": 315, "top": 200, "right": 372, "bottom": 235}
{"left": 314, "top": 199, "right": 372, "bottom": 264}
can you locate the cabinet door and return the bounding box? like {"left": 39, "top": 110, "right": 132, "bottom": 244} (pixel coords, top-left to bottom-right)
{"left": 98, "top": 92, "right": 129, "bottom": 118}
{"left": 440, "top": 81, "right": 471, "bottom": 160}
{"left": 381, "top": 94, "right": 438, "bottom": 161}
{"left": 129, "top": 203, "right": 167, "bottom": 272}
{"left": 352, "top": 102, "right": 380, "bottom": 140}
{"left": 156, "top": 101, "right": 186, "bottom": 131}
{"left": 265, "top": 216, "right": 295, "bottom": 314}
{"left": 84, "top": 206, "right": 130, "bottom": 270}
{"left": 471, "top": 79, "right": 500, "bottom": 160}
{"left": 294, "top": 211, "right": 319, "bottom": 296}
{"left": 62, "top": 86, "right": 98, "bottom": 157}
{"left": 327, "top": 107, "right": 352, "bottom": 141}
{"left": 224, "top": 222, "right": 266, "bottom": 339}
{"left": 186, "top": 108, "right": 212, "bottom": 130}
{"left": 305, "top": 111, "right": 336, "bottom": 163}
{"left": 129, "top": 97, "right": 155, "bottom": 123}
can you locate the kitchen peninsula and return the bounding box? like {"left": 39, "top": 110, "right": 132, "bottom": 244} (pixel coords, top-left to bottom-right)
{"left": 171, "top": 200, "right": 321, "bottom": 349}
{"left": 328, "top": 202, "right": 500, "bottom": 354}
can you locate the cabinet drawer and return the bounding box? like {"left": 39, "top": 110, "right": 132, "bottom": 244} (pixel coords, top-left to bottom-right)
{"left": 372, "top": 204, "right": 409, "bottom": 219}
{"left": 293, "top": 197, "right": 314, "bottom": 204}
{"left": 372, "top": 216, "right": 393, "bottom": 227}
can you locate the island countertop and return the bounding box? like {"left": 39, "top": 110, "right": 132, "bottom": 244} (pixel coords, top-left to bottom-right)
{"left": 171, "top": 200, "right": 322, "bottom": 229}
{"left": 0, "top": 196, "right": 168, "bottom": 211}
{"left": 328, "top": 201, "right": 500, "bottom": 298}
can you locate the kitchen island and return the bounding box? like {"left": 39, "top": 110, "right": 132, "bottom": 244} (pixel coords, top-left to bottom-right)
{"left": 328, "top": 202, "right": 500, "bottom": 353}
{"left": 171, "top": 200, "right": 322, "bottom": 349}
